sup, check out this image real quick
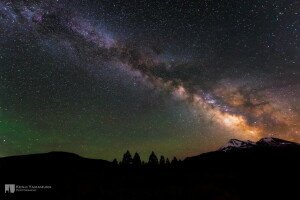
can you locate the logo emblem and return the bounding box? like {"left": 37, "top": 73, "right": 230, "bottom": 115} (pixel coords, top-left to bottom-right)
{"left": 5, "top": 184, "right": 15, "bottom": 193}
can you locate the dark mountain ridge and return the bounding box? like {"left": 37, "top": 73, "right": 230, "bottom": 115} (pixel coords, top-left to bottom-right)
{"left": 184, "top": 137, "right": 300, "bottom": 170}
{"left": 218, "top": 137, "right": 300, "bottom": 152}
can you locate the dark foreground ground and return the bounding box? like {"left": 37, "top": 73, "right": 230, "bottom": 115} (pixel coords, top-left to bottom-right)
{"left": 1, "top": 146, "right": 300, "bottom": 200}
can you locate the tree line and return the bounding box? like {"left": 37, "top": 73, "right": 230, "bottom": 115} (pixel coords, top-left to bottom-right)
{"left": 112, "top": 150, "right": 180, "bottom": 166}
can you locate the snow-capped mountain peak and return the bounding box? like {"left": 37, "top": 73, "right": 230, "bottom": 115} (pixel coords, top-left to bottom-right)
{"left": 219, "top": 139, "right": 256, "bottom": 152}
{"left": 219, "top": 137, "right": 300, "bottom": 152}
{"left": 257, "top": 137, "right": 299, "bottom": 146}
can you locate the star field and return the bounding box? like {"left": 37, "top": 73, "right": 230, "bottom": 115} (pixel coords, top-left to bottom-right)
{"left": 0, "top": 0, "right": 299, "bottom": 160}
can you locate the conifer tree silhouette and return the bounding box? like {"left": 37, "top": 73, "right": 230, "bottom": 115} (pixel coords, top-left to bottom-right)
{"left": 166, "top": 158, "right": 170, "bottom": 165}
{"left": 148, "top": 151, "right": 158, "bottom": 165}
{"left": 171, "top": 156, "right": 178, "bottom": 165}
{"left": 122, "top": 150, "right": 133, "bottom": 165}
{"left": 160, "top": 155, "right": 165, "bottom": 165}
{"left": 133, "top": 152, "right": 142, "bottom": 166}
{"left": 112, "top": 158, "right": 118, "bottom": 165}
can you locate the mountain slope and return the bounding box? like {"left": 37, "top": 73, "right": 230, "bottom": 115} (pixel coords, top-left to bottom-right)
{"left": 218, "top": 137, "right": 300, "bottom": 152}
{"left": 218, "top": 139, "right": 256, "bottom": 152}
{"left": 0, "top": 151, "right": 114, "bottom": 180}
{"left": 256, "top": 137, "right": 300, "bottom": 147}
{"left": 184, "top": 137, "right": 300, "bottom": 172}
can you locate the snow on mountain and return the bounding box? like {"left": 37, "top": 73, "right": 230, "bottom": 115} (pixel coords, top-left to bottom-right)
{"left": 257, "top": 137, "right": 300, "bottom": 147}
{"left": 219, "top": 137, "right": 300, "bottom": 152}
{"left": 219, "top": 139, "right": 256, "bottom": 152}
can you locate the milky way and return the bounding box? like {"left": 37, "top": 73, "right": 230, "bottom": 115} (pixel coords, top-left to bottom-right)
{"left": 0, "top": 0, "right": 299, "bottom": 160}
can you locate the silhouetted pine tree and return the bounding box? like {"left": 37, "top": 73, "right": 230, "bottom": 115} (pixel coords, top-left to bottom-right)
{"left": 133, "top": 152, "right": 142, "bottom": 166}
{"left": 112, "top": 158, "right": 118, "bottom": 165}
{"left": 171, "top": 157, "right": 178, "bottom": 165}
{"left": 160, "top": 155, "right": 165, "bottom": 165}
{"left": 148, "top": 151, "right": 158, "bottom": 165}
{"left": 166, "top": 158, "right": 170, "bottom": 165}
{"left": 122, "top": 150, "right": 133, "bottom": 165}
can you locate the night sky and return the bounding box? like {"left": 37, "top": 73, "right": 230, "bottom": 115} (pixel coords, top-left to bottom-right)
{"left": 0, "top": 0, "right": 299, "bottom": 161}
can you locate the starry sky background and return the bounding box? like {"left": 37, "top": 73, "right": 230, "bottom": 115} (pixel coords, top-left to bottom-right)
{"left": 0, "top": 0, "right": 299, "bottom": 161}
